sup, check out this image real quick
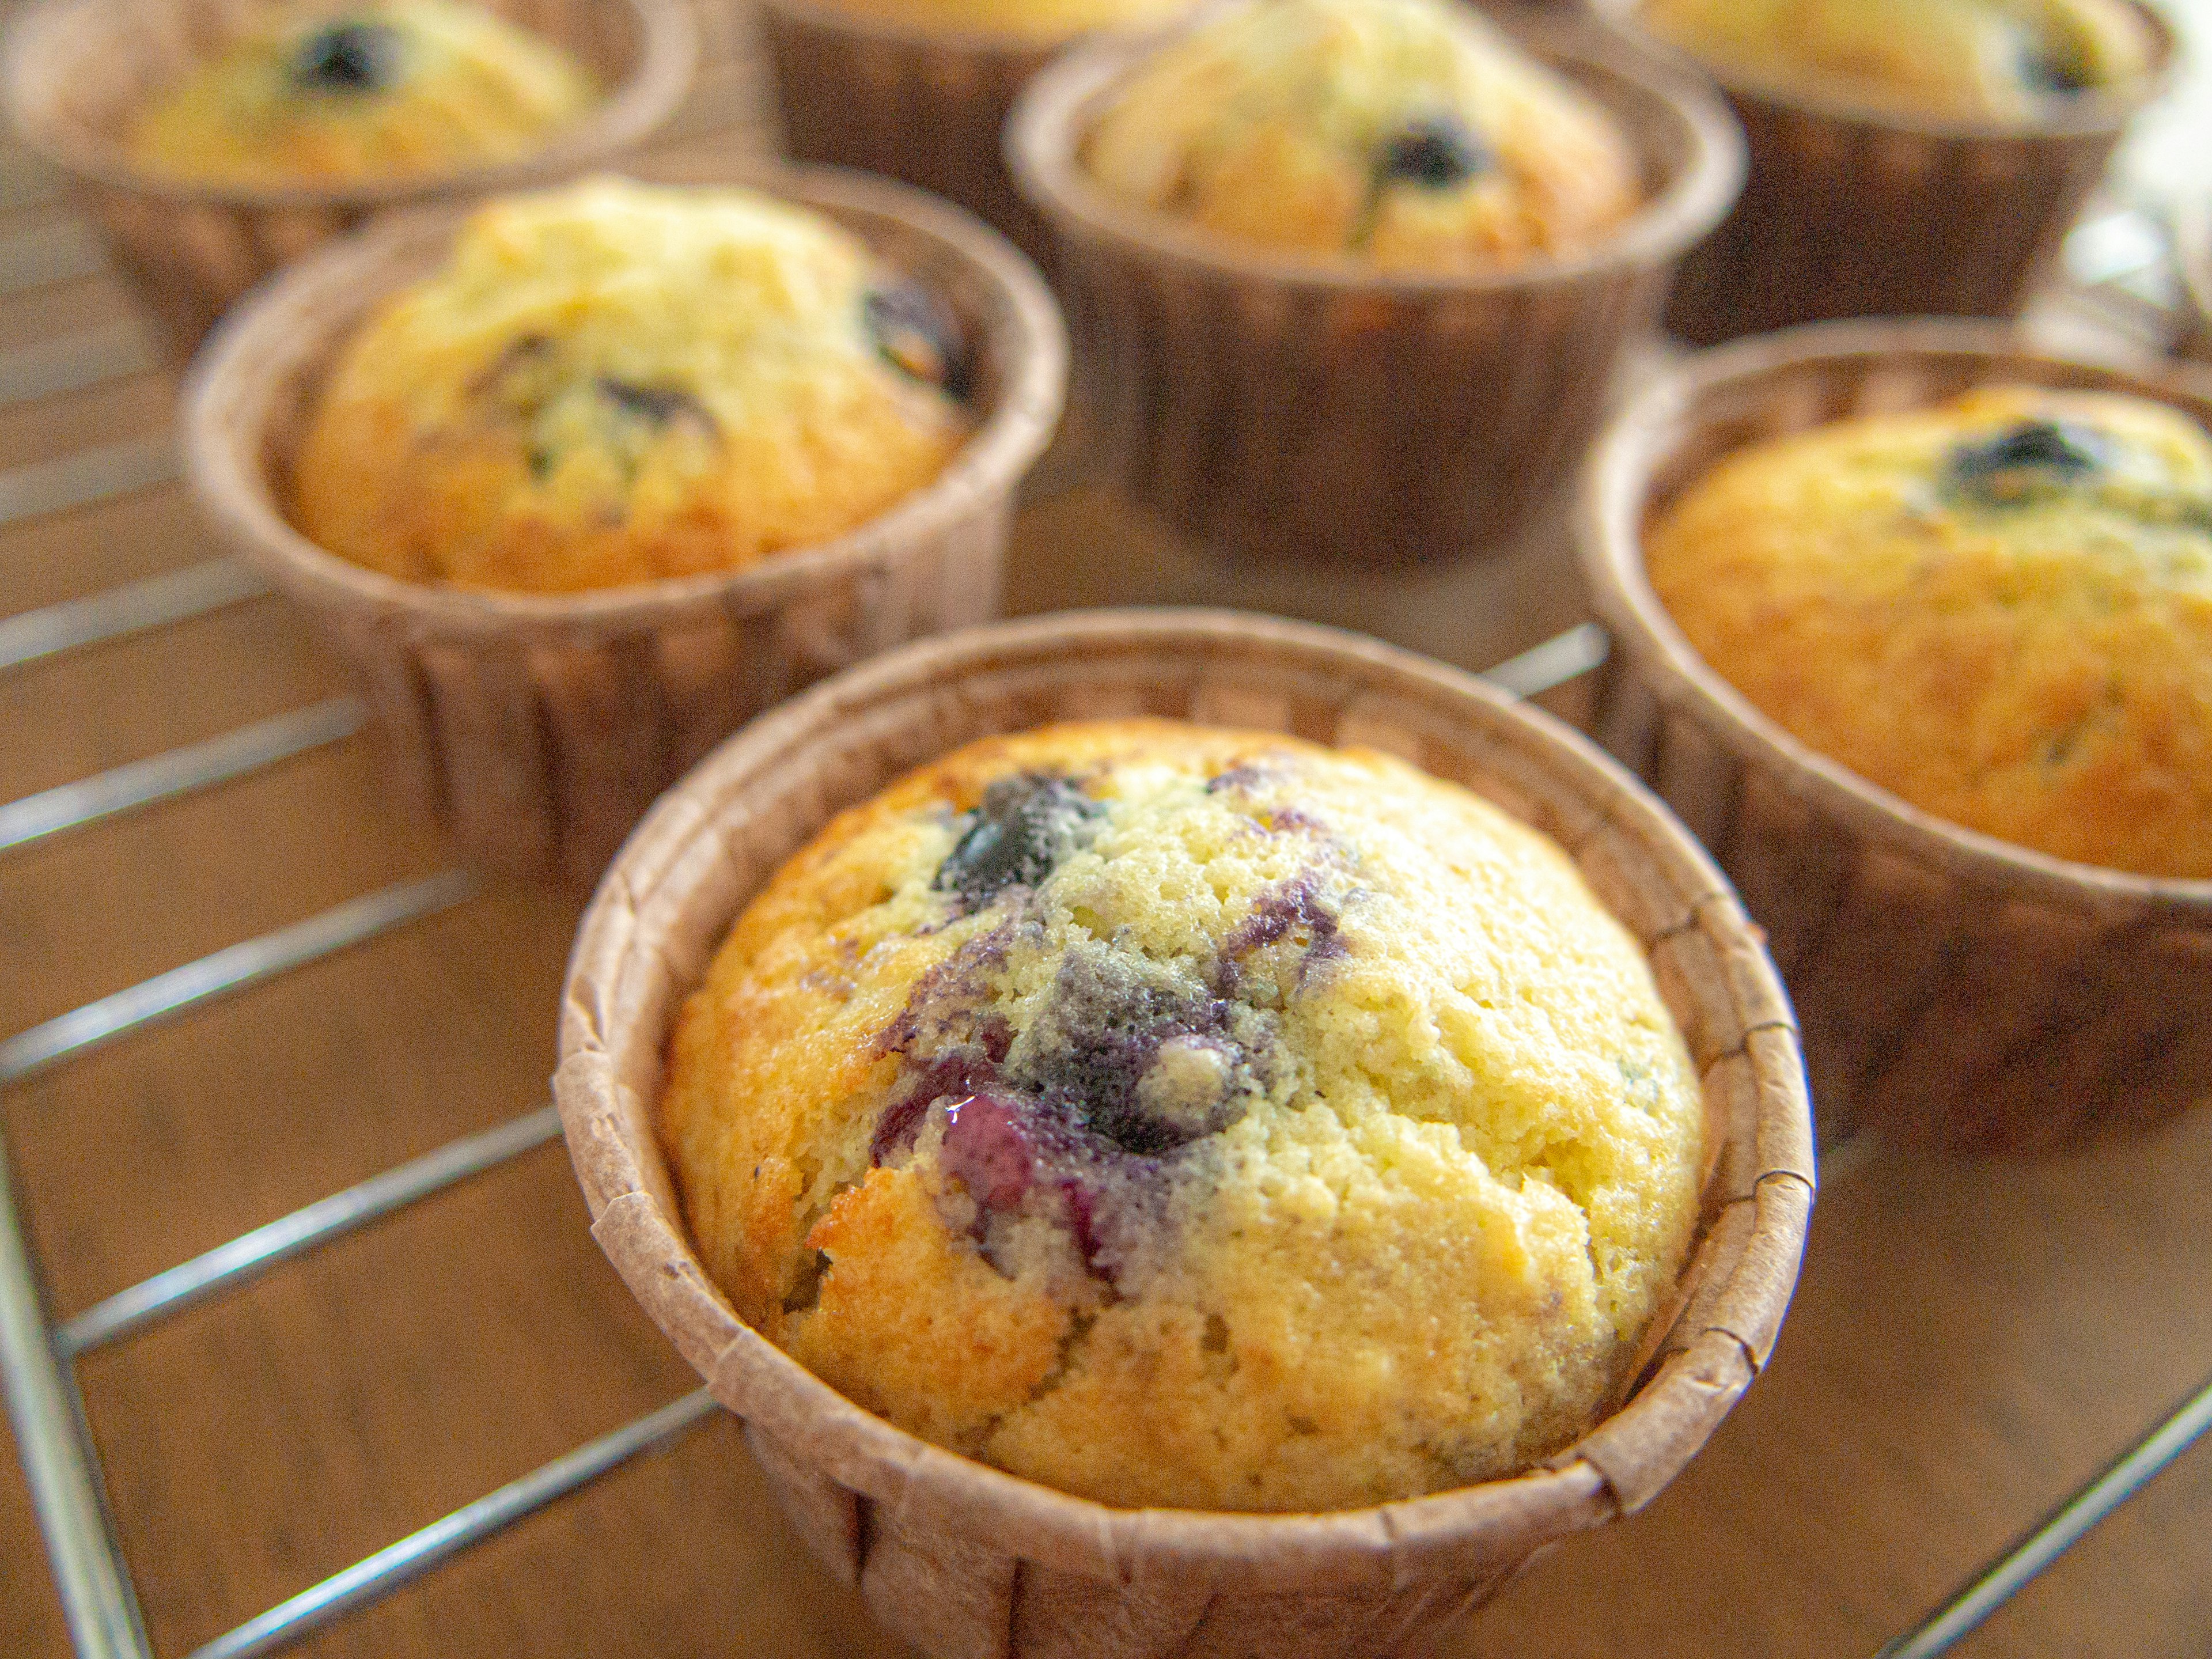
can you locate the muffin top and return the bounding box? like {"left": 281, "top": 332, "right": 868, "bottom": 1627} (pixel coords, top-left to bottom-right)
{"left": 661, "top": 719, "right": 1706, "bottom": 1512}
{"left": 293, "top": 176, "right": 971, "bottom": 593}
{"left": 1647, "top": 385, "right": 2212, "bottom": 879}
{"left": 817, "top": 0, "right": 1193, "bottom": 44}
{"left": 130, "top": 0, "right": 597, "bottom": 186}
{"left": 1638, "top": 0, "right": 2155, "bottom": 119}
{"left": 1081, "top": 0, "right": 1641, "bottom": 273}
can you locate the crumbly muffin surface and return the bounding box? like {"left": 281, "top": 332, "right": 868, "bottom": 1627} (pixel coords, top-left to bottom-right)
{"left": 294, "top": 177, "right": 969, "bottom": 593}
{"left": 821, "top": 0, "right": 1192, "bottom": 43}
{"left": 1649, "top": 386, "right": 2212, "bottom": 878}
{"left": 130, "top": 0, "right": 596, "bottom": 185}
{"left": 662, "top": 719, "right": 1706, "bottom": 1512}
{"left": 1638, "top": 0, "right": 2154, "bottom": 119}
{"left": 1081, "top": 0, "right": 1640, "bottom": 274}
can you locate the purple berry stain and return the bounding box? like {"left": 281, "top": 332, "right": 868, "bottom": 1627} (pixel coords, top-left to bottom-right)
{"left": 941, "top": 1092, "right": 1037, "bottom": 1211}
{"left": 1215, "top": 872, "right": 1344, "bottom": 993}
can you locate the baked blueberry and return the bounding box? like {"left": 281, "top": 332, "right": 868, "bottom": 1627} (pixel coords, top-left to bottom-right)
{"left": 597, "top": 378, "right": 717, "bottom": 431}
{"left": 1377, "top": 113, "right": 1490, "bottom": 190}
{"left": 290, "top": 20, "right": 405, "bottom": 94}
{"left": 1949, "top": 419, "right": 2106, "bottom": 505}
{"left": 933, "top": 774, "right": 1103, "bottom": 907}
{"left": 865, "top": 282, "right": 973, "bottom": 401}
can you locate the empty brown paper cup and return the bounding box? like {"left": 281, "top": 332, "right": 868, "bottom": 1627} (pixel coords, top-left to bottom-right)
{"left": 2, "top": 0, "right": 698, "bottom": 358}
{"left": 553, "top": 608, "right": 1813, "bottom": 1659}
{"left": 184, "top": 154, "right": 1066, "bottom": 886}
{"left": 1006, "top": 12, "right": 1744, "bottom": 568}
{"left": 1603, "top": 1, "right": 2176, "bottom": 344}
{"left": 1581, "top": 317, "right": 2212, "bottom": 1153}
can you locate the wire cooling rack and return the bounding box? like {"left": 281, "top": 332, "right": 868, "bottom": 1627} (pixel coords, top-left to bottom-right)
{"left": 5, "top": 35, "right": 2212, "bottom": 1659}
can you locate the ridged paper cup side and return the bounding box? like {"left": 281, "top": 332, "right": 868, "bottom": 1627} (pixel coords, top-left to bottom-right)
{"left": 1006, "top": 14, "right": 1744, "bottom": 568}
{"left": 2177, "top": 199, "right": 2212, "bottom": 367}
{"left": 183, "top": 153, "right": 1066, "bottom": 887}
{"left": 757, "top": 0, "right": 1060, "bottom": 267}
{"left": 552, "top": 608, "right": 1814, "bottom": 1659}
{"left": 1580, "top": 317, "right": 2212, "bottom": 1152}
{"left": 2, "top": 0, "right": 699, "bottom": 359}
{"left": 1605, "top": 2, "right": 2176, "bottom": 344}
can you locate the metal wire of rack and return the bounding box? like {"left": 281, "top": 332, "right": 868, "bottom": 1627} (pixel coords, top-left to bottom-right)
{"left": 0, "top": 149, "right": 2207, "bottom": 1659}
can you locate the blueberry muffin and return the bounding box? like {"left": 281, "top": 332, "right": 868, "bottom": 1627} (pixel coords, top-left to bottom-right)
{"left": 293, "top": 176, "right": 971, "bottom": 593}
{"left": 1081, "top": 0, "right": 1641, "bottom": 273}
{"left": 1648, "top": 386, "right": 2212, "bottom": 879}
{"left": 1638, "top": 0, "right": 2156, "bottom": 120}
{"left": 129, "top": 0, "right": 597, "bottom": 186}
{"left": 661, "top": 719, "right": 1707, "bottom": 1512}
{"left": 818, "top": 0, "right": 1192, "bottom": 44}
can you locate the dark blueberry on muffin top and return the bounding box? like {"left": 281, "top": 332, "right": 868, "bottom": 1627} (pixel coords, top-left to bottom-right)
{"left": 865, "top": 281, "right": 973, "bottom": 402}
{"left": 596, "top": 378, "right": 717, "bottom": 431}
{"left": 934, "top": 774, "right": 1104, "bottom": 908}
{"left": 1377, "top": 112, "right": 1490, "bottom": 190}
{"left": 1949, "top": 419, "right": 2107, "bottom": 505}
{"left": 289, "top": 20, "right": 406, "bottom": 94}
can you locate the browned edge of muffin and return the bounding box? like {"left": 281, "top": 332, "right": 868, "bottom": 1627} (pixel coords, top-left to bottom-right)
{"left": 552, "top": 608, "right": 1813, "bottom": 1659}
{"left": 180, "top": 151, "right": 1066, "bottom": 884}
{"left": 1579, "top": 315, "right": 2212, "bottom": 1151}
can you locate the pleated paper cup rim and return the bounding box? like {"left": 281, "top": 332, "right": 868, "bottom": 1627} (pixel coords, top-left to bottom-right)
{"left": 555, "top": 607, "right": 1814, "bottom": 1591}
{"left": 1580, "top": 315, "right": 2212, "bottom": 923}
{"left": 1588, "top": 0, "right": 2173, "bottom": 142}
{"left": 1006, "top": 7, "right": 1745, "bottom": 298}
{"left": 181, "top": 154, "right": 1067, "bottom": 645}
{"left": 2, "top": 0, "right": 700, "bottom": 213}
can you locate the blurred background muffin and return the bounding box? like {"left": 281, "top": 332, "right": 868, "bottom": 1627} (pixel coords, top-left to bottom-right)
{"left": 1626, "top": 0, "right": 2172, "bottom": 342}
{"left": 129, "top": 0, "right": 598, "bottom": 185}
{"left": 1008, "top": 0, "right": 1739, "bottom": 564}
{"left": 662, "top": 717, "right": 1707, "bottom": 1512}
{"left": 293, "top": 175, "right": 972, "bottom": 593}
{"left": 1638, "top": 0, "right": 2157, "bottom": 120}
{"left": 1084, "top": 0, "right": 1641, "bottom": 272}
{"left": 1646, "top": 383, "right": 2212, "bottom": 879}
{"left": 3, "top": 0, "right": 694, "bottom": 355}
{"left": 812, "top": 0, "right": 1191, "bottom": 43}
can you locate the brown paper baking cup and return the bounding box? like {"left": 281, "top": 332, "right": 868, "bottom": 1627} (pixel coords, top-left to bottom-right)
{"left": 183, "top": 154, "right": 1066, "bottom": 886}
{"left": 1581, "top": 317, "right": 2212, "bottom": 1153}
{"left": 756, "top": 0, "right": 1082, "bottom": 267}
{"left": 3, "top": 0, "right": 698, "bottom": 359}
{"left": 553, "top": 608, "right": 1813, "bottom": 1659}
{"left": 1611, "top": 2, "right": 2176, "bottom": 345}
{"left": 1006, "top": 14, "right": 1744, "bottom": 569}
{"left": 2176, "top": 199, "right": 2212, "bottom": 367}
